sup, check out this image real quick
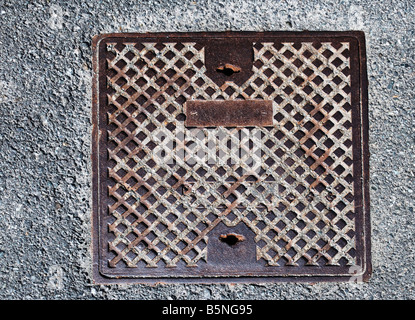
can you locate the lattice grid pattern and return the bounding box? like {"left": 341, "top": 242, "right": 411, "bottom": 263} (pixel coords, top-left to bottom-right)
{"left": 104, "top": 40, "right": 355, "bottom": 268}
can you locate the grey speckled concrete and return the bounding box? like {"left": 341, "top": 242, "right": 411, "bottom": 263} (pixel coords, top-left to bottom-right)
{"left": 0, "top": 0, "right": 414, "bottom": 299}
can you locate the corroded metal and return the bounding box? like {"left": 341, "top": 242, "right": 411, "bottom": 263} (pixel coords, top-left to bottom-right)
{"left": 185, "top": 100, "right": 273, "bottom": 127}
{"left": 92, "top": 32, "right": 370, "bottom": 284}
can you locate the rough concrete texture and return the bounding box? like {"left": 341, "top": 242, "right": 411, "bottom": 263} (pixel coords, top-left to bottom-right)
{"left": 0, "top": 0, "right": 413, "bottom": 299}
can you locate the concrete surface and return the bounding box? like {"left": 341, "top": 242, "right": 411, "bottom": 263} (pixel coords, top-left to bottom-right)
{"left": 0, "top": 0, "right": 414, "bottom": 299}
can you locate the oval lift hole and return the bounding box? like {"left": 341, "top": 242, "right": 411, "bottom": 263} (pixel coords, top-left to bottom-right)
{"left": 219, "top": 233, "right": 245, "bottom": 246}
{"left": 216, "top": 63, "right": 241, "bottom": 76}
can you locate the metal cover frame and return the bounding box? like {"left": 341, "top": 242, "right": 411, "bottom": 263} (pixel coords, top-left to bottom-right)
{"left": 92, "top": 31, "right": 371, "bottom": 284}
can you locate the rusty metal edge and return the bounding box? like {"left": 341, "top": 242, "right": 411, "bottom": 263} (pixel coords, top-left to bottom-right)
{"left": 91, "top": 34, "right": 101, "bottom": 284}
{"left": 358, "top": 32, "right": 372, "bottom": 282}
{"left": 91, "top": 31, "right": 371, "bottom": 284}
{"left": 91, "top": 30, "right": 368, "bottom": 41}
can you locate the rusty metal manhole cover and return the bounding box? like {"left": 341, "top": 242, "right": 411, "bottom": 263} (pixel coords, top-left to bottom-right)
{"left": 92, "top": 32, "right": 371, "bottom": 283}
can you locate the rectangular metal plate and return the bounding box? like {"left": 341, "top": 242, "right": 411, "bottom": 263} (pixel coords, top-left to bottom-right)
{"left": 185, "top": 100, "right": 273, "bottom": 127}
{"left": 92, "top": 31, "right": 371, "bottom": 284}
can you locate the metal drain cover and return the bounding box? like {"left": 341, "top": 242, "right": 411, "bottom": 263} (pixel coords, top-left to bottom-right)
{"left": 92, "top": 32, "right": 371, "bottom": 283}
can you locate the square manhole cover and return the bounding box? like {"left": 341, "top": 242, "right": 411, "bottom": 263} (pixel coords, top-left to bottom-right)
{"left": 92, "top": 32, "right": 371, "bottom": 283}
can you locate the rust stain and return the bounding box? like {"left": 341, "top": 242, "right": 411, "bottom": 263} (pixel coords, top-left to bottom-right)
{"left": 216, "top": 63, "right": 242, "bottom": 75}
{"left": 185, "top": 100, "right": 273, "bottom": 127}
{"left": 219, "top": 233, "right": 246, "bottom": 245}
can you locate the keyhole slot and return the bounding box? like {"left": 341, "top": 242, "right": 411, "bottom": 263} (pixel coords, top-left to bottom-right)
{"left": 216, "top": 63, "right": 241, "bottom": 76}
{"left": 219, "top": 233, "right": 245, "bottom": 246}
